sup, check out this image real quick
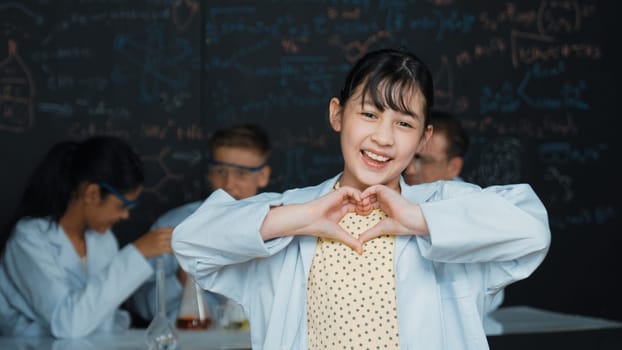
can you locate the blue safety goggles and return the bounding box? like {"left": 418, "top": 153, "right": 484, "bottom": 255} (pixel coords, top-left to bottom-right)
{"left": 206, "top": 159, "right": 266, "bottom": 180}
{"left": 97, "top": 181, "right": 140, "bottom": 210}
{"left": 206, "top": 159, "right": 265, "bottom": 172}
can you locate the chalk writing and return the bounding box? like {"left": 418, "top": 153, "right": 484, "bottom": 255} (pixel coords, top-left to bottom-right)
{"left": 1, "top": 4, "right": 619, "bottom": 321}
{"left": 141, "top": 147, "right": 184, "bottom": 201}
{"left": 113, "top": 26, "right": 194, "bottom": 103}
{"left": 0, "top": 40, "right": 35, "bottom": 132}
{"left": 549, "top": 205, "right": 616, "bottom": 230}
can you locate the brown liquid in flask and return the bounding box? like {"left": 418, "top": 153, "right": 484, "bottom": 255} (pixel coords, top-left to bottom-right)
{"left": 176, "top": 316, "right": 211, "bottom": 330}
{"left": 176, "top": 278, "right": 212, "bottom": 330}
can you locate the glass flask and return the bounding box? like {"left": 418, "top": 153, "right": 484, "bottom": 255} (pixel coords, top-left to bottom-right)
{"left": 222, "top": 299, "right": 249, "bottom": 330}
{"left": 176, "top": 277, "right": 212, "bottom": 330}
{"left": 145, "top": 258, "right": 178, "bottom": 350}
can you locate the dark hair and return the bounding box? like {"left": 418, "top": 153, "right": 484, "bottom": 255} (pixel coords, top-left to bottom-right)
{"left": 339, "top": 48, "right": 434, "bottom": 126}
{"left": 1, "top": 135, "right": 143, "bottom": 253}
{"left": 207, "top": 123, "right": 271, "bottom": 161}
{"left": 429, "top": 109, "right": 469, "bottom": 159}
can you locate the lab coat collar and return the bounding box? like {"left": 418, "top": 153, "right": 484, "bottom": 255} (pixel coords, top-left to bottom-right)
{"left": 47, "top": 224, "right": 87, "bottom": 282}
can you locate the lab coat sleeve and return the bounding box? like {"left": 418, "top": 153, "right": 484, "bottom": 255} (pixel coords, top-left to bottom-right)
{"left": 172, "top": 190, "right": 294, "bottom": 293}
{"left": 415, "top": 181, "right": 551, "bottom": 292}
{"left": 3, "top": 228, "right": 153, "bottom": 338}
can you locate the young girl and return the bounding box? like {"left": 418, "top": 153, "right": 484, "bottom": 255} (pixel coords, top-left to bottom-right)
{"left": 172, "top": 49, "right": 551, "bottom": 350}
{"left": 0, "top": 136, "right": 173, "bottom": 338}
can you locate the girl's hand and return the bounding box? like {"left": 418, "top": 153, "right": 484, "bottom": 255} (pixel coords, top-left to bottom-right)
{"left": 261, "top": 186, "right": 364, "bottom": 254}
{"left": 357, "top": 185, "right": 429, "bottom": 244}
{"left": 133, "top": 227, "right": 174, "bottom": 258}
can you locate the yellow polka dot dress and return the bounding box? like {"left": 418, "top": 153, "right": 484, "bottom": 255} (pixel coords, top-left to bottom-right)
{"left": 306, "top": 208, "right": 400, "bottom": 349}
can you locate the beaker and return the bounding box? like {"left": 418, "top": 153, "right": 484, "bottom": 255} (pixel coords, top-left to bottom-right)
{"left": 176, "top": 277, "right": 212, "bottom": 330}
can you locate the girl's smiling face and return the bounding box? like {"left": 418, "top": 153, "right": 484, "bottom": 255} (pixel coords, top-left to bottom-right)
{"left": 329, "top": 84, "right": 432, "bottom": 192}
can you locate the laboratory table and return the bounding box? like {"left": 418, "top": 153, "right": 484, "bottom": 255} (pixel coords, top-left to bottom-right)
{"left": 1, "top": 306, "right": 621, "bottom": 349}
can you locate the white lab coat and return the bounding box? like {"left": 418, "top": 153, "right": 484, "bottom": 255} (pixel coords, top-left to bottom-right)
{"left": 127, "top": 201, "right": 227, "bottom": 322}
{"left": 0, "top": 218, "right": 152, "bottom": 338}
{"left": 449, "top": 176, "right": 504, "bottom": 335}
{"left": 172, "top": 175, "right": 551, "bottom": 350}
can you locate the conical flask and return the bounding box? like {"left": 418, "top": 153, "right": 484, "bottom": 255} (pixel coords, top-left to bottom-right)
{"left": 176, "top": 277, "right": 212, "bottom": 330}
{"left": 222, "top": 299, "right": 249, "bottom": 330}
{"left": 145, "top": 258, "right": 178, "bottom": 350}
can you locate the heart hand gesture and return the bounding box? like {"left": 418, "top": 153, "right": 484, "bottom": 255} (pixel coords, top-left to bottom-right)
{"left": 357, "top": 185, "right": 429, "bottom": 245}
{"left": 261, "top": 184, "right": 429, "bottom": 254}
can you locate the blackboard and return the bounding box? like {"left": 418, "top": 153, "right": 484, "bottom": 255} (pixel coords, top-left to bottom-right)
{"left": 1, "top": 0, "right": 620, "bottom": 323}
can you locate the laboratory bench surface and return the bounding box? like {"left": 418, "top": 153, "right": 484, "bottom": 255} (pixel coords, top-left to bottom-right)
{"left": 1, "top": 306, "right": 621, "bottom": 349}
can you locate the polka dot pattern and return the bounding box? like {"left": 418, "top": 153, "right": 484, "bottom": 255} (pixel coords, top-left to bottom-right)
{"left": 307, "top": 209, "right": 400, "bottom": 349}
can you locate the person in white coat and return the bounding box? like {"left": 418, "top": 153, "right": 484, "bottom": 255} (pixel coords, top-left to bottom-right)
{"left": 0, "top": 136, "right": 173, "bottom": 338}
{"left": 403, "top": 109, "right": 469, "bottom": 185}
{"left": 127, "top": 124, "right": 272, "bottom": 326}
{"left": 172, "top": 48, "right": 551, "bottom": 350}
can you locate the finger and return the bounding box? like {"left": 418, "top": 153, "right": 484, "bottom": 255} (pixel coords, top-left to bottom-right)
{"left": 337, "top": 186, "right": 362, "bottom": 202}
{"left": 361, "top": 184, "right": 382, "bottom": 199}
{"left": 362, "top": 185, "right": 394, "bottom": 205}
{"left": 355, "top": 197, "right": 379, "bottom": 216}
{"left": 333, "top": 202, "right": 357, "bottom": 221}
{"left": 319, "top": 222, "right": 364, "bottom": 255}
{"left": 358, "top": 221, "right": 392, "bottom": 244}
{"left": 367, "top": 195, "right": 378, "bottom": 205}
{"left": 161, "top": 239, "right": 173, "bottom": 253}
{"left": 355, "top": 203, "right": 373, "bottom": 216}
{"left": 151, "top": 227, "right": 173, "bottom": 238}
{"left": 364, "top": 194, "right": 378, "bottom": 205}
{"left": 335, "top": 228, "right": 364, "bottom": 255}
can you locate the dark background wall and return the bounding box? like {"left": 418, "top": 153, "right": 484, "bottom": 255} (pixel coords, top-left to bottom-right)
{"left": 1, "top": 0, "right": 620, "bottom": 322}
